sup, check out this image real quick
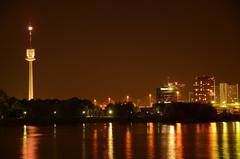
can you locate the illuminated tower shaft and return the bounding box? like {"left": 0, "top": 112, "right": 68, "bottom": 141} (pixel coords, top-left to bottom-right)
{"left": 26, "top": 26, "right": 35, "bottom": 100}
{"left": 28, "top": 61, "right": 34, "bottom": 99}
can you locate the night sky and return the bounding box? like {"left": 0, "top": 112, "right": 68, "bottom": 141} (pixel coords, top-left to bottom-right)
{"left": 0, "top": 0, "right": 240, "bottom": 103}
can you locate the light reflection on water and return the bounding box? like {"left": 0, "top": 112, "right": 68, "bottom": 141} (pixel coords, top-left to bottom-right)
{"left": 176, "top": 123, "right": 183, "bottom": 159}
{"left": 92, "top": 128, "right": 98, "bottom": 159}
{"left": 236, "top": 122, "right": 240, "bottom": 158}
{"left": 168, "top": 125, "right": 175, "bottom": 159}
{"left": 147, "top": 123, "right": 154, "bottom": 159}
{"left": 82, "top": 123, "right": 86, "bottom": 159}
{"left": 209, "top": 123, "right": 218, "bottom": 159}
{"left": 125, "top": 127, "right": 132, "bottom": 159}
{"left": 108, "top": 123, "right": 113, "bottom": 159}
{"left": 231, "top": 122, "right": 240, "bottom": 158}
{"left": 0, "top": 122, "right": 240, "bottom": 159}
{"left": 22, "top": 125, "right": 40, "bottom": 159}
{"left": 222, "top": 122, "right": 229, "bottom": 159}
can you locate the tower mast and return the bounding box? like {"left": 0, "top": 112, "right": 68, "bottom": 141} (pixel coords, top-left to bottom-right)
{"left": 25, "top": 25, "right": 36, "bottom": 100}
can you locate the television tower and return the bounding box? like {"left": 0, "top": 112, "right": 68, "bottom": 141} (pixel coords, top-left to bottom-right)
{"left": 25, "top": 25, "right": 36, "bottom": 100}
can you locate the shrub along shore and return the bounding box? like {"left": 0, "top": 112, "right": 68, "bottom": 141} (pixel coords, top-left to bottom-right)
{"left": 0, "top": 97, "right": 240, "bottom": 125}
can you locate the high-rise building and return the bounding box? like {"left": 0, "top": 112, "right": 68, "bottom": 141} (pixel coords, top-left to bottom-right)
{"left": 219, "top": 83, "right": 228, "bottom": 106}
{"left": 25, "top": 25, "right": 36, "bottom": 100}
{"left": 193, "top": 75, "right": 215, "bottom": 103}
{"left": 214, "top": 85, "right": 220, "bottom": 104}
{"left": 227, "top": 84, "right": 239, "bottom": 103}
{"left": 219, "top": 83, "right": 239, "bottom": 107}
{"left": 188, "top": 91, "right": 194, "bottom": 103}
{"left": 156, "top": 86, "right": 177, "bottom": 103}
{"left": 170, "top": 82, "right": 187, "bottom": 102}
{"left": 156, "top": 82, "right": 186, "bottom": 103}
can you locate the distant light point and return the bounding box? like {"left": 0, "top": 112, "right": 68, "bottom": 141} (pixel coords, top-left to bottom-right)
{"left": 28, "top": 26, "right": 33, "bottom": 31}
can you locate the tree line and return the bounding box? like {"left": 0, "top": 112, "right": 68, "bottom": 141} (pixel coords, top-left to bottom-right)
{"left": 0, "top": 90, "right": 239, "bottom": 123}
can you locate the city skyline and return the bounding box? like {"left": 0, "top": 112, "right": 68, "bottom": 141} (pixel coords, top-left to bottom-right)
{"left": 1, "top": 1, "right": 240, "bottom": 159}
{"left": 0, "top": 0, "right": 240, "bottom": 102}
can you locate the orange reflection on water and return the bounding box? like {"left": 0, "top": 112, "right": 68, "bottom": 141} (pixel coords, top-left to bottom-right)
{"left": 108, "top": 123, "right": 114, "bottom": 159}
{"left": 196, "top": 124, "right": 201, "bottom": 133}
{"left": 82, "top": 123, "right": 86, "bottom": 159}
{"left": 92, "top": 128, "right": 98, "bottom": 159}
{"left": 125, "top": 127, "right": 132, "bottom": 159}
{"left": 53, "top": 124, "right": 56, "bottom": 138}
{"left": 235, "top": 122, "right": 240, "bottom": 159}
{"left": 222, "top": 122, "right": 229, "bottom": 159}
{"left": 176, "top": 123, "right": 183, "bottom": 159}
{"left": 209, "top": 123, "right": 218, "bottom": 159}
{"left": 147, "top": 123, "right": 154, "bottom": 159}
{"left": 22, "top": 125, "right": 40, "bottom": 159}
{"left": 168, "top": 125, "right": 176, "bottom": 159}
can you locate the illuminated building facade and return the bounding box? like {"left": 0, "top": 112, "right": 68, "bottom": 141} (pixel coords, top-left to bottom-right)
{"left": 219, "top": 83, "right": 239, "bottom": 107}
{"left": 156, "top": 86, "right": 177, "bottom": 103}
{"left": 25, "top": 25, "right": 36, "bottom": 100}
{"left": 156, "top": 82, "right": 186, "bottom": 103}
{"left": 214, "top": 85, "right": 220, "bottom": 104}
{"left": 171, "top": 82, "right": 187, "bottom": 102}
{"left": 193, "top": 75, "right": 215, "bottom": 103}
{"left": 219, "top": 83, "right": 228, "bottom": 106}
{"left": 188, "top": 92, "right": 194, "bottom": 103}
{"left": 227, "top": 84, "right": 239, "bottom": 103}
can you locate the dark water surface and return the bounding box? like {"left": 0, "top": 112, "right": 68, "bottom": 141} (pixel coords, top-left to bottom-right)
{"left": 0, "top": 122, "right": 240, "bottom": 159}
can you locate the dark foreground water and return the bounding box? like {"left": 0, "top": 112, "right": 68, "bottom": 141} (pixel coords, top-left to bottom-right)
{"left": 0, "top": 122, "right": 240, "bottom": 159}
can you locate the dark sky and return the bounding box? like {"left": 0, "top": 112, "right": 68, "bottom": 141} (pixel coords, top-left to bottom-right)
{"left": 0, "top": 0, "right": 240, "bottom": 103}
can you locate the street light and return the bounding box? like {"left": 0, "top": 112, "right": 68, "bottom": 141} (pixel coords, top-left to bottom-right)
{"left": 108, "top": 97, "right": 111, "bottom": 104}
{"left": 222, "top": 101, "right": 227, "bottom": 107}
{"left": 176, "top": 91, "right": 180, "bottom": 102}
{"left": 149, "top": 93, "right": 152, "bottom": 107}
{"left": 211, "top": 101, "right": 216, "bottom": 104}
{"left": 126, "top": 95, "right": 130, "bottom": 102}
{"left": 93, "top": 99, "right": 97, "bottom": 106}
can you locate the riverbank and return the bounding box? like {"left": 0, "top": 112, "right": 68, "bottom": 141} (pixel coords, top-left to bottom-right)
{"left": 1, "top": 98, "right": 240, "bottom": 126}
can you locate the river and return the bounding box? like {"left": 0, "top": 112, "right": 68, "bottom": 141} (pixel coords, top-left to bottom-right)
{"left": 0, "top": 122, "right": 239, "bottom": 159}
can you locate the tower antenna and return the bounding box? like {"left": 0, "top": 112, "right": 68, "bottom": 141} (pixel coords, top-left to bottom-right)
{"left": 28, "top": 25, "right": 33, "bottom": 48}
